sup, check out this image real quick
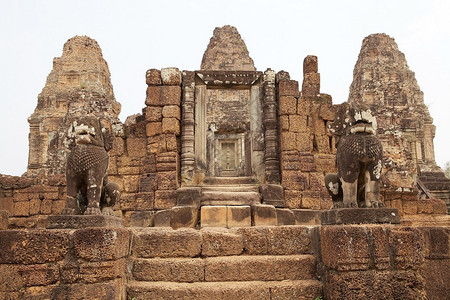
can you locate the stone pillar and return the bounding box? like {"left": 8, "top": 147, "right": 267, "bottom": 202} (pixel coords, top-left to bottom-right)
{"left": 262, "top": 69, "right": 280, "bottom": 183}
{"left": 301, "top": 55, "right": 320, "bottom": 99}
{"left": 180, "top": 71, "right": 196, "bottom": 185}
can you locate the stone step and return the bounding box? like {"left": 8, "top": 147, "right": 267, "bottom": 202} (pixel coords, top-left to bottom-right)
{"left": 201, "top": 191, "right": 260, "bottom": 206}
{"left": 132, "top": 227, "right": 317, "bottom": 259}
{"left": 127, "top": 280, "right": 323, "bottom": 300}
{"left": 203, "top": 176, "right": 258, "bottom": 185}
{"left": 131, "top": 255, "right": 317, "bottom": 282}
{"left": 201, "top": 185, "right": 259, "bottom": 193}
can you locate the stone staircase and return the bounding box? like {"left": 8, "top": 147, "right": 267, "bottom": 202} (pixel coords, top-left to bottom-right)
{"left": 127, "top": 226, "right": 323, "bottom": 299}
{"left": 200, "top": 177, "right": 260, "bottom": 206}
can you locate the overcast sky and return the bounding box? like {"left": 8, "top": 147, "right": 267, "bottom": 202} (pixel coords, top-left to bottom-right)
{"left": 1, "top": 0, "right": 449, "bottom": 176}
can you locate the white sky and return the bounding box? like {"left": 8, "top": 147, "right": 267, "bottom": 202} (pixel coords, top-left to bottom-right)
{"left": 1, "top": 0, "right": 449, "bottom": 176}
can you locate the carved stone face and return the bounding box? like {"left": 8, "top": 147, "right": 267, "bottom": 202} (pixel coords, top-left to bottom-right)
{"left": 67, "top": 116, "right": 104, "bottom": 148}
{"left": 328, "top": 102, "right": 378, "bottom": 138}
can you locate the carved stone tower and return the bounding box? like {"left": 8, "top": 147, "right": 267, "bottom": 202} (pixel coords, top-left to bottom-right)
{"left": 348, "top": 33, "right": 450, "bottom": 208}
{"left": 27, "top": 36, "right": 121, "bottom": 176}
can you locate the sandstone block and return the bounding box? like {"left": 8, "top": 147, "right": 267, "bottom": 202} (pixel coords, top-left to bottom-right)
{"left": 281, "top": 132, "right": 297, "bottom": 151}
{"left": 177, "top": 187, "right": 202, "bottom": 206}
{"left": 0, "top": 229, "right": 70, "bottom": 264}
{"left": 132, "top": 227, "right": 202, "bottom": 258}
{"left": 320, "top": 226, "right": 371, "bottom": 271}
{"left": 17, "top": 263, "right": 59, "bottom": 286}
{"left": 128, "top": 211, "right": 154, "bottom": 227}
{"left": 144, "top": 106, "right": 162, "bottom": 122}
{"left": 259, "top": 184, "right": 284, "bottom": 207}
{"left": 402, "top": 199, "right": 418, "bottom": 214}
{"left": 29, "top": 198, "right": 41, "bottom": 215}
{"left": 205, "top": 255, "right": 315, "bottom": 282}
{"left": 135, "top": 192, "right": 155, "bottom": 210}
{"left": 388, "top": 227, "right": 425, "bottom": 269}
{"left": 161, "top": 67, "right": 181, "bottom": 85}
{"left": 0, "top": 197, "right": 13, "bottom": 214}
{"left": 127, "top": 281, "right": 270, "bottom": 300}
{"left": 146, "top": 122, "right": 162, "bottom": 137}
{"left": 157, "top": 171, "right": 178, "bottom": 190}
{"left": 278, "top": 80, "right": 300, "bottom": 97}
{"left": 52, "top": 200, "right": 66, "bottom": 215}
{"left": 297, "top": 132, "right": 311, "bottom": 152}
{"left": 147, "top": 134, "right": 166, "bottom": 154}
{"left": 40, "top": 199, "right": 53, "bottom": 215}
{"left": 164, "top": 133, "right": 178, "bottom": 151}
{"left": 201, "top": 206, "right": 227, "bottom": 228}
{"left": 145, "top": 86, "right": 181, "bottom": 107}
{"left": 289, "top": 115, "right": 308, "bottom": 132}
{"left": 153, "top": 210, "right": 171, "bottom": 227}
{"left": 282, "top": 170, "right": 308, "bottom": 191}
{"left": 227, "top": 205, "right": 251, "bottom": 228}
{"left": 79, "top": 259, "right": 125, "bottom": 283}
{"left": 139, "top": 173, "right": 157, "bottom": 193}
{"left": 146, "top": 68, "right": 161, "bottom": 86}
{"left": 297, "top": 98, "right": 311, "bottom": 115}
{"left": 302, "top": 73, "right": 320, "bottom": 98}
{"left": 278, "top": 96, "right": 297, "bottom": 115}
{"left": 292, "top": 209, "right": 321, "bottom": 225}
{"left": 13, "top": 201, "right": 29, "bottom": 217}
{"left": 422, "top": 227, "right": 450, "bottom": 259}
{"left": 201, "top": 228, "right": 244, "bottom": 256}
{"left": 156, "top": 151, "right": 178, "bottom": 172}
{"left": 318, "top": 103, "right": 335, "bottom": 120}
{"left": 301, "top": 192, "right": 321, "bottom": 210}
{"left": 73, "top": 227, "right": 130, "bottom": 262}
{"left": 154, "top": 189, "right": 177, "bottom": 210}
{"left": 321, "top": 207, "right": 400, "bottom": 225}
{"left": 123, "top": 175, "right": 140, "bottom": 193}
{"left": 280, "top": 115, "right": 289, "bottom": 131}
{"left": 323, "top": 269, "right": 425, "bottom": 300}
{"left": 252, "top": 204, "right": 277, "bottom": 226}
{"left": 127, "top": 137, "right": 147, "bottom": 157}
{"left": 421, "top": 259, "right": 450, "bottom": 300}
{"left": 284, "top": 190, "right": 302, "bottom": 209}
{"left": 132, "top": 257, "right": 204, "bottom": 282}
{"left": 162, "top": 105, "right": 181, "bottom": 119}
{"left": 110, "top": 137, "right": 124, "bottom": 156}
{"left": 170, "top": 206, "right": 199, "bottom": 229}
{"left": 162, "top": 117, "right": 180, "bottom": 135}
{"left": 0, "top": 210, "right": 8, "bottom": 230}
{"left": 276, "top": 208, "right": 295, "bottom": 225}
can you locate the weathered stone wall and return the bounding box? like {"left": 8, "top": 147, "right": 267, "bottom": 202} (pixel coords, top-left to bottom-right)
{"left": 0, "top": 227, "right": 129, "bottom": 299}
{"left": 107, "top": 67, "right": 181, "bottom": 224}
{"left": 320, "top": 225, "right": 450, "bottom": 299}
{"left": 0, "top": 224, "right": 447, "bottom": 299}
{"left": 278, "top": 57, "right": 336, "bottom": 210}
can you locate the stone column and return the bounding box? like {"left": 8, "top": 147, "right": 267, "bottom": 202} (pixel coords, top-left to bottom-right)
{"left": 180, "top": 71, "right": 196, "bottom": 185}
{"left": 262, "top": 69, "right": 280, "bottom": 183}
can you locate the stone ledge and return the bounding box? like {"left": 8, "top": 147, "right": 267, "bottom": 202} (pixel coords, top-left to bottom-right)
{"left": 321, "top": 208, "right": 400, "bottom": 225}
{"left": 46, "top": 215, "right": 124, "bottom": 229}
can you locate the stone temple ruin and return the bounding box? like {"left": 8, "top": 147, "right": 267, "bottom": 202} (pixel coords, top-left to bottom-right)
{"left": 0, "top": 25, "right": 449, "bottom": 299}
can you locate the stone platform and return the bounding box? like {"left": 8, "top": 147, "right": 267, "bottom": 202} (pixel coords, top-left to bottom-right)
{"left": 46, "top": 214, "right": 124, "bottom": 229}
{"left": 321, "top": 208, "right": 400, "bottom": 225}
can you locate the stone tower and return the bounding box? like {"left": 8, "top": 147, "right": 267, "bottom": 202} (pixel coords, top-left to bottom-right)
{"left": 348, "top": 33, "right": 450, "bottom": 208}
{"left": 27, "top": 36, "right": 121, "bottom": 176}
{"left": 200, "top": 25, "right": 256, "bottom": 71}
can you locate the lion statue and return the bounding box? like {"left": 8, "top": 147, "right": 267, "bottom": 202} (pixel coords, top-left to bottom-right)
{"left": 61, "top": 116, "right": 120, "bottom": 215}
{"left": 325, "top": 102, "right": 384, "bottom": 209}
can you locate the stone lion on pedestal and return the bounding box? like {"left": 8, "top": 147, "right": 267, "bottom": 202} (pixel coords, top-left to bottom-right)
{"left": 326, "top": 102, "right": 384, "bottom": 209}
{"left": 62, "top": 116, "right": 119, "bottom": 215}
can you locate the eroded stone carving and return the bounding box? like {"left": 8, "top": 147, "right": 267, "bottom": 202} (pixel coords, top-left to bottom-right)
{"left": 326, "top": 103, "right": 384, "bottom": 208}
{"left": 62, "top": 116, "right": 119, "bottom": 215}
